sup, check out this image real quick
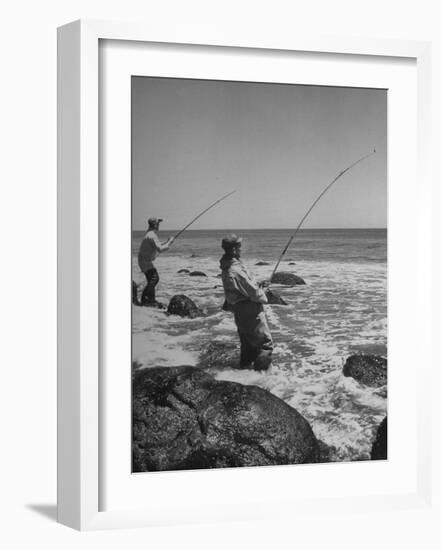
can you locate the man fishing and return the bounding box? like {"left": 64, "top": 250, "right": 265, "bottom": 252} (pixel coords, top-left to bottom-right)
{"left": 138, "top": 217, "right": 174, "bottom": 308}
{"left": 220, "top": 234, "right": 273, "bottom": 371}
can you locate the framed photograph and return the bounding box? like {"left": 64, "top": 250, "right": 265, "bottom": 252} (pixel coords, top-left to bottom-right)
{"left": 57, "top": 20, "right": 432, "bottom": 530}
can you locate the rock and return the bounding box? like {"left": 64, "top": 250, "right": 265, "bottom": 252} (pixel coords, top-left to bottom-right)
{"left": 189, "top": 271, "right": 207, "bottom": 277}
{"left": 317, "top": 440, "right": 338, "bottom": 463}
{"left": 255, "top": 261, "right": 270, "bottom": 266}
{"left": 271, "top": 272, "right": 306, "bottom": 285}
{"left": 143, "top": 300, "right": 166, "bottom": 310}
{"left": 198, "top": 341, "right": 239, "bottom": 369}
{"left": 371, "top": 417, "right": 387, "bottom": 460}
{"left": 132, "top": 280, "right": 139, "bottom": 305}
{"left": 265, "top": 289, "right": 288, "bottom": 305}
{"left": 190, "top": 254, "right": 199, "bottom": 258}
{"left": 343, "top": 354, "right": 387, "bottom": 387}
{"left": 167, "top": 295, "right": 202, "bottom": 318}
{"left": 288, "top": 262, "right": 296, "bottom": 265}
{"left": 133, "top": 366, "right": 320, "bottom": 472}
{"left": 177, "top": 269, "right": 190, "bottom": 274}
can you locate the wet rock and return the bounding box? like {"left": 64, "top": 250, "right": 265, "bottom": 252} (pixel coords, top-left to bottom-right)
{"left": 132, "top": 280, "right": 139, "bottom": 305}
{"left": 198, "top": 340, "right": 238, "bottom": 369}
{"left": 271, "top": 272, "right": 306, "bottom": 285}
{"left": 133, "top": 366, "right": 320, "bottom": 472}
{"left": 167, "top": 294, "right": 202, "bottom": 318}
{"left": 317, "top": 440, "right": 338, "bottom": 463}
{"left": 255, "top": 261, "right": 270, "bottom": 266}
{"left": 265, "top": 289, "right": 288, "bottom": 305}
{"left": 371, "top": 417, "right": 387, "bottom": 460}
{"left": 177, "top": 268, "right": 190, "bottom": 274}
{"left": 143, "top": 300, "right": 166, "bottom": 310}
{"left": 288, "top": 262, "right": 296, "bottom": 266}
{"left": 189, "top": 271, "right": 207, "bottom": 277}
{"left": 343, "top": 354, "right": 387, "bottom": 387}
{"left": 190, "top": 254, "right": 199, "bottom": 258}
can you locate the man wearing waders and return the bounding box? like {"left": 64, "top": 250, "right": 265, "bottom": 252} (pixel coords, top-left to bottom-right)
{"left": 220, "top": 234, "right": 273, "bottom": 370}
{"left": 138, "top": 217, "right": 174, "bottom": 308}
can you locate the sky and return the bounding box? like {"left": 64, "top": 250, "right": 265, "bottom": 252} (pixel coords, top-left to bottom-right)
{"left": 132, "top": 76, "right": 387, "bottom": 231}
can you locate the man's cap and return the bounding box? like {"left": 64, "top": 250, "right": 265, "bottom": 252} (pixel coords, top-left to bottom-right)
{"left": 148, "top": 217, "right": 163, "bottom": 226}
{"left": 221, "top": 233, "right": 242, "bottom": 251}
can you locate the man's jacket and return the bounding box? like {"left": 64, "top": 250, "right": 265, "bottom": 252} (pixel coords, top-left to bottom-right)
{"left": 220, "top": 256, "right": 267, "bottom": 306}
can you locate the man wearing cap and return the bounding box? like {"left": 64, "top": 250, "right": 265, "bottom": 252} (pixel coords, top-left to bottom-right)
{"left": 220, "top": 234, "right": 273, "bottom": 370}
{"left": 138, "top": 217, "right": 174, "bottom": 307}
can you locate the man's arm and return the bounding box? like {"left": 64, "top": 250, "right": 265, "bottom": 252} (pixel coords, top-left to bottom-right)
{"left": 153, "top": 234, "right": 174, "bottom": 252}
{"left": 234, "top": 272, "right": 268, "bottom": 304}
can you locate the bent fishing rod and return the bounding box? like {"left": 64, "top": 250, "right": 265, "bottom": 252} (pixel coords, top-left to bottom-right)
{"left": 171, "top": 190, "right": 236, "bottom": 242}
{"left": 269, "top": 149, "right": 377, "bottom": 283}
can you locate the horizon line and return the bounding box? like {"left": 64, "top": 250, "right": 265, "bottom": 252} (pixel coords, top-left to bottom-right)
{"left": 133, "top": 226, "right": 387, "bottom": 232}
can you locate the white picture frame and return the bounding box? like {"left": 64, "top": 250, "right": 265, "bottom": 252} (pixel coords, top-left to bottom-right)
{"left": 57, "top": 19, "right": 432, "bottom": 531}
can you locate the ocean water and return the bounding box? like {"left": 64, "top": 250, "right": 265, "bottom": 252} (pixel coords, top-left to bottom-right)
{"left": 132, "top": 228, "right": 387, "bottom": 462}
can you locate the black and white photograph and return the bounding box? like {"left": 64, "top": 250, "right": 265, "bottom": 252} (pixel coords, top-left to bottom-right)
{"left": 131, "top": 76, "right": 388, "bottom": 472}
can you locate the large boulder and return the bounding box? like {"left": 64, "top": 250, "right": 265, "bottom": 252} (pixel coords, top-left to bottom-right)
{"left": 133, "top": 366, "right": 320, "bottom": 472}
{"left": 265, "top": 289, "right": 288, "bottom": 305}
{"left": 167, "top": 295, "right": 202, "bottom": 318}
{"left": 271, "top": 272, "right": 306, "bottom": 285}
{"left": 371, "top": 417, "right": 387, "bottom": 460}
{"left": 343, "top": 354, "right": 387, "bottom": 387}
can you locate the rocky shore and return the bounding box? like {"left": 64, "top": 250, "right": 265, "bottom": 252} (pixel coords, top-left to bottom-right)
{"left": 132, "top": 288, "right": 387, "bottom": 469}
{"left": 132, "top": 344, "right": 387, "bottom": 471}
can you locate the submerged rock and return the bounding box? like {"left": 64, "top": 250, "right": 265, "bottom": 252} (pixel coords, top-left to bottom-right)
{"left": 177, "top": 268, "right": 190, "bottom": 274}
{"left": 189, "top": 271, "right": 207, "bottom": 277}
{"left": 167, "top": 294, "right": 202, "bottom": 318}
{"left": 132, "top": 280, "right": 139, "bottom": 306}
{"left": 255, "top": 261, "right": 270, "bottom": 266}
{"left": 288, "top": 262, "right": 296, "bottom": 266}
{"left": 343, "top": 354, "right": 387, "bottom": 387}
{"left": 265, "top": 289, "right": 288, "bottom": 305}
{"left": 371, "top": 417, "right": 387, "bottom": 460}
{"left": 198, "top": 340, "right": 239, "bottom": 369}
{"left": 133, "top": 366, "right": 320, "bottom": 472}
{"left": 271, "top": 272, "right": 306, "bottom": 285}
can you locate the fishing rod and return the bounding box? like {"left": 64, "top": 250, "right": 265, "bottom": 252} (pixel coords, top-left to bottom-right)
{"left": 269, "top": 149, "right": 377, "bottom": 283}
{"left": 171, "top": 190, "right": 236, "bottom": 242}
